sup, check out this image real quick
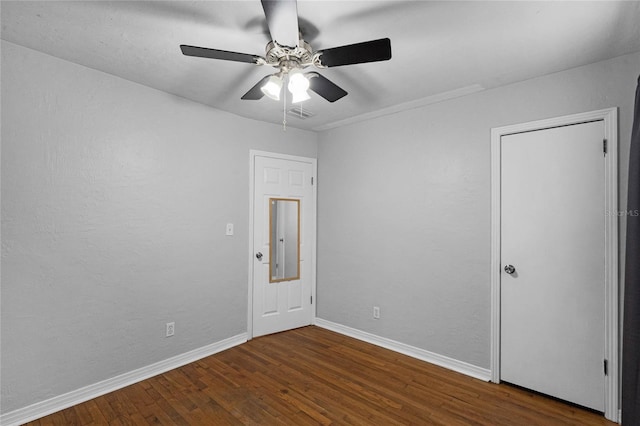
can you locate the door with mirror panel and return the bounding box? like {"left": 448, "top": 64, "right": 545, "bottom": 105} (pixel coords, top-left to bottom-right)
{"left": 251, "top": 153, "right": 315, "bottom": 338}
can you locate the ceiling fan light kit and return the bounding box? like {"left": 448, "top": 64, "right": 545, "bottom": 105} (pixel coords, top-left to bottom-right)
{"left": 180, "top": 0, "right": 392, "bottom": 107}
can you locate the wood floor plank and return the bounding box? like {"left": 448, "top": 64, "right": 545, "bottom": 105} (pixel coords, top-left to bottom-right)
{"left": 25, "top": 326, "right": 613, "bottom": 425}
{"left": 69, "top": 399, "right": 96, "bottom": 425}
{"left": 231, "top": 344, "right": 406, "bottom": 424}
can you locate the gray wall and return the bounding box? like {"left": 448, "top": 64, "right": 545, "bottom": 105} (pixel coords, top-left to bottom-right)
{"left": 316, "top": 52, "right": 640, "bottom": 369}
{"left": 0, "top": 41, "right": 317, "bottom": 413}
{"left": 3, "top": 36, "right": 639, "bottom": 415}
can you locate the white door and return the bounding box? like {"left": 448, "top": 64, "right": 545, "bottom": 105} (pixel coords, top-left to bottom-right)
{"left": 251, "top": 153, "right": 315, "bottom": 338}
{"left": 500, "top": 121, "right": 606, "bottom": 411}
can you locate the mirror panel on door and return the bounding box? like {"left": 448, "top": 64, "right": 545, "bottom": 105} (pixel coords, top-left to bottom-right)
{"left": 269, "top": 198, "right": 300, "bottom": 282}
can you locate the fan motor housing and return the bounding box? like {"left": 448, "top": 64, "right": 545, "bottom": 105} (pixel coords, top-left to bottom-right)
{"left": 265, "top": 40, "right": 313, "bottom": 67}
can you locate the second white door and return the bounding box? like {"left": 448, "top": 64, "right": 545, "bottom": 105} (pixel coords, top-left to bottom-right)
{"left": 500, "top": 120, "right": 606, "bottom": 411}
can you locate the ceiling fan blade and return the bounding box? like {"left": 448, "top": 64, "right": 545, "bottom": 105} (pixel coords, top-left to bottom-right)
{"left": 241, "top": 75, "right": 271, "bottom": 100}
{"left": 318, "top": 38, "right": 391, "bottom": 67}
{"left": 261, "top": 0, "right": 299, "bottom": 48}
{"left": 307, "top": 72, "right": 347, "bottom": 103}
{"left": 180, "top": 45, "right": 260, "bottom": 64}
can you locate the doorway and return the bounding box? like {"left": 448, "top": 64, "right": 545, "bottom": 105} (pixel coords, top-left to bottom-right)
{"left": 490, "top": 108, "right": 619, "bottom": 422}
{"left": 248, "top": 151, "right": 317, "bottom": 338}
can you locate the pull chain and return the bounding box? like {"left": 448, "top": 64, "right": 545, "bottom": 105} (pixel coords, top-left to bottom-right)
{"left": 282, "top": 76, "right": 287, "bottom": 131}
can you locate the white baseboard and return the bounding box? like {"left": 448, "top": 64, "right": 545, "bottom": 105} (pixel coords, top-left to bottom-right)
{"left": 3, "top": 323, "right": 492, "bottom": 425}
{"left": 315, "top": 318, "right": 491, "bottom": 382}
{"left": 0, "top": 333, "right": 248, "bottom": 426}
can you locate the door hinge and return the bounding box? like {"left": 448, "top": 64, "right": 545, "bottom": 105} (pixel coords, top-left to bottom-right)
{"left": 604, "top": 359, "right": 608, "bottom": 376}
{"left": 603, "top": 139, "right": 608, "bottom": 155}
{"left": 310, "top": 296, "right": 313, "bottom": 304}
{"left": 311, "top": 176, "right": 314, "bottom": 186}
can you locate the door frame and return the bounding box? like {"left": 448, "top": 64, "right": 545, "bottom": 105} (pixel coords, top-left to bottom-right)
{"left": 248, "top": 150, "right": 317, "bottom": 339}
{"left": 490, "top": 108, "right": 619, "bottom": 422}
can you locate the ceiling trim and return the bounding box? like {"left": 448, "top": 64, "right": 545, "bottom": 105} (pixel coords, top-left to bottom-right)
{"left": 312, "top": 84, "right": 485, "bottom": 132}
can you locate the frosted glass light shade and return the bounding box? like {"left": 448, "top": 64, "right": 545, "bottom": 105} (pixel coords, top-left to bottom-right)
{"left": 288, "top": 69, "right": 310, "bottom": 103}
{"left": 261, "top": 75, "right": 283, "bottom": 100}
{"left": 288, "top": 70, "right": 310, "bottom": 94}
{"left": 291, "top": 90, "right": 311, "bottom": 103}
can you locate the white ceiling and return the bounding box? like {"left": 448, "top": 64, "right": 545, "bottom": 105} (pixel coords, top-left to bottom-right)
{"left": 2, "top": 1, "right": 639, "bottom": 131}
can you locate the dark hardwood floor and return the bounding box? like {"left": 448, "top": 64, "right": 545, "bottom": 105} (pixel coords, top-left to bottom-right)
{"left": 27, "top": 326, "right": 613, "bottom": 425}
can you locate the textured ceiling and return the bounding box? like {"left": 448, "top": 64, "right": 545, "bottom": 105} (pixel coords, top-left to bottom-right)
{"left": 2, "top": 1, "right": 640, "bottom": 131}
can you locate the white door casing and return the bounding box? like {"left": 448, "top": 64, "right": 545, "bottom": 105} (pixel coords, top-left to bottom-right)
{"left": 490, "top": 108, "right": 619, "bottom": 421}
{"left": 249, "top": 151, "right": 316, "bottom": 338}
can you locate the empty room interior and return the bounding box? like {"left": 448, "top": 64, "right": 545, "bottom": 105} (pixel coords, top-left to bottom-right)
{"left": 2, "top": 1, "right": 640, "bottom": 425}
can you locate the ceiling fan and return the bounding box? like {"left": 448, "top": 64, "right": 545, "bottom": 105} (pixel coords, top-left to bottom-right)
{"left": 180, "top": 0, "right": 392, "bottom": 104}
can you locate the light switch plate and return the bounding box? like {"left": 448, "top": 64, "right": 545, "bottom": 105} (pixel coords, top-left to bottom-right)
{"left": 226, "top": 223, "right": 234, "bottom": 236}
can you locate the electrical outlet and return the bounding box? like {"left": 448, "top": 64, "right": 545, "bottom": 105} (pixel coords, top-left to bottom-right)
{"left": 373, "top": 306, "right": 380, "bottom": 319}
{"left": 166, "top": 322, "right": 175, "bottom": 337}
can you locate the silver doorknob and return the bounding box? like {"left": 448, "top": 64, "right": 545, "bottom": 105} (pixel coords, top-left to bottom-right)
{"left": 256, "top": 252, "right": 263, "bottom": 260}
{"left": 504, "top": 264, "right": 516, "bottom": 274}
